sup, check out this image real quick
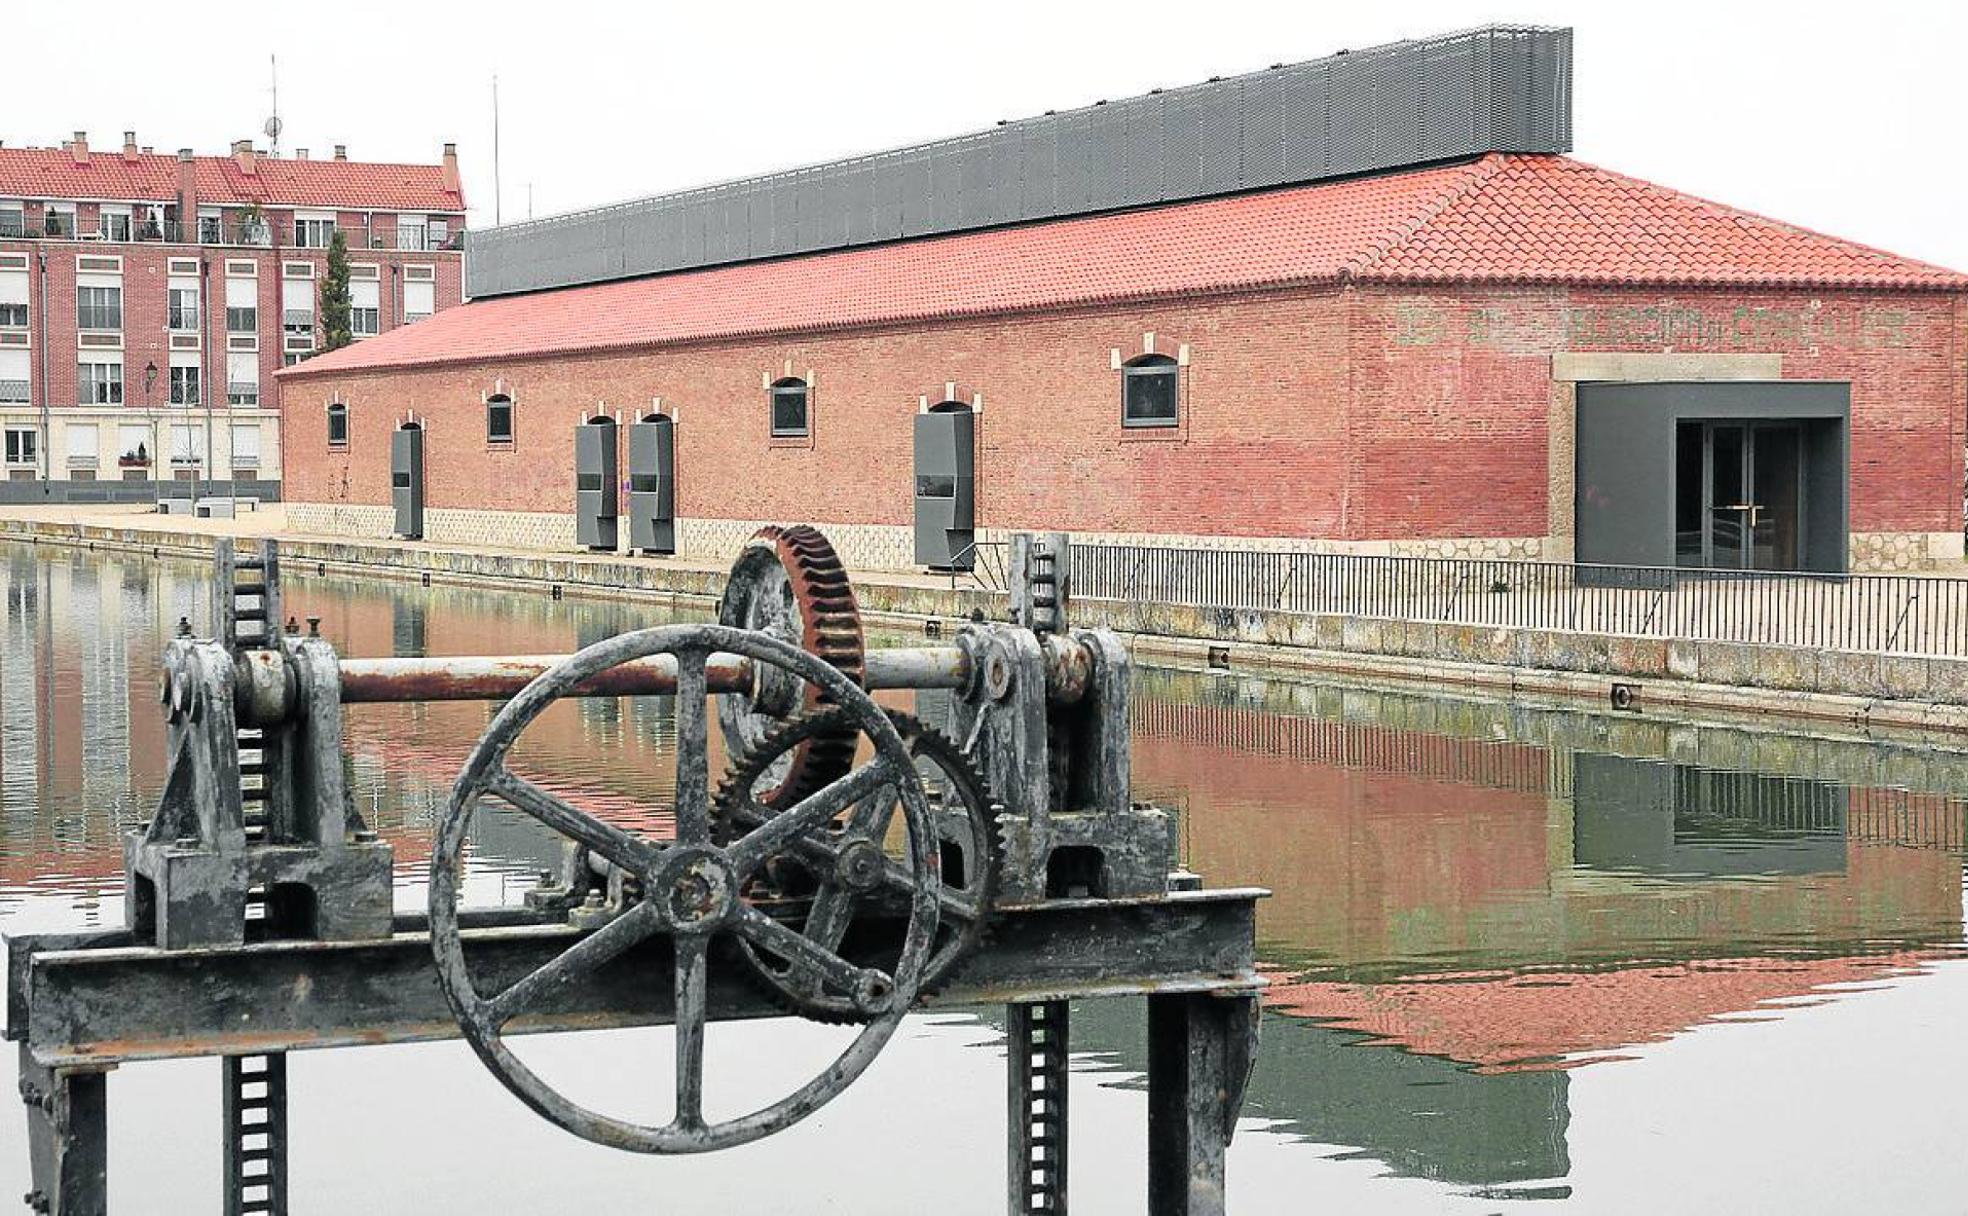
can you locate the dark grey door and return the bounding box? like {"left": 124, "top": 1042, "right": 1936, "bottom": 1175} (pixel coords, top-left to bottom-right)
{"left": 390, "top": 425, "right": 423, "bottom": 540}
{"left": 574, "top": 419, "right": 618, "bottom": 551}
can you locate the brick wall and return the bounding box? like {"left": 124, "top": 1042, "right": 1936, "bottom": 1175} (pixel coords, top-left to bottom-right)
{"left": 278, "top": 281, "right": 1966, "bottom": 552}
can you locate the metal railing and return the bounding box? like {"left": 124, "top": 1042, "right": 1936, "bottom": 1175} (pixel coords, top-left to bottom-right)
{"left": 167, "top": 306, "right": 199, "bottom": 332}
{"left": 0, "top": 379, "right": 29, "bottom": 403}
{"left": 1066, "top": 544, "right": 1968, "bottom": 658}
{"left": 0, "top": 216, "right": 465, "bottom": 250}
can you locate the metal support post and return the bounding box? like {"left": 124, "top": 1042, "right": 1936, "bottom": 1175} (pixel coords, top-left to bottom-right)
{"left": 18, "top": 1044, "right": 107, "bottom": 1216}
{"left": 1007, "top": 1000, "right": 1070, "bottom": 1215}
{"left": 222, "top": 1053, "right": 288, "bottom": 1216}
{"left": 1147, "top": 993, "right": 1258, "bottom": 1216}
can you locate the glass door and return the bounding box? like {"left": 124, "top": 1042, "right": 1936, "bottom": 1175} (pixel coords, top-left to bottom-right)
{"left": 1749, "top": 426, "right": 1802, "bottom": 570}
{"left": 1708, "top": 424, "right": 1750, "bottom": 569}
{"left": 1681, "top": 422, "right": 1808, "bottom": 572}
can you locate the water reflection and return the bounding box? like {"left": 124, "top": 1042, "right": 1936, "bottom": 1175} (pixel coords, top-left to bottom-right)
{"left": 4, "top": 545, "right": 1968, "bottom": 1212}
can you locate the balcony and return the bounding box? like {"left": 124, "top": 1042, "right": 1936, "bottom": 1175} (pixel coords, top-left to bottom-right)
{"left": 2, "top": 212, "right": 464, "bottom": 252}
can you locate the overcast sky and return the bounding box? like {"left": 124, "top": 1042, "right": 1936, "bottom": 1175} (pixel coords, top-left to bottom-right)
{"left": 11, "top": 1, "right": 1966, "bottom": 271}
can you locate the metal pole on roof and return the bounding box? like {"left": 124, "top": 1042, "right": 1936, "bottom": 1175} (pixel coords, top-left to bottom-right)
{"left": 492, "top": 74, "right": 503, "bottom": 226}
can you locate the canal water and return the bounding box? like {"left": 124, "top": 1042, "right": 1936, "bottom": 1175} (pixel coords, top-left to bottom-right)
{"left": 5, "top": 543, "right": 1968, "bottom": 1214}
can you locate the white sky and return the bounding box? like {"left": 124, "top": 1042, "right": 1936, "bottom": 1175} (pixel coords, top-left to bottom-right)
{"left": 11, "top": 0, "right": 1967, "bottom": 271}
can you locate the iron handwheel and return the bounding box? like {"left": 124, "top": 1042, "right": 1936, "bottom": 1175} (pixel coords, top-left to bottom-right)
{"left": 713, "top": 707, "right": 1003, "bottom": 1022}
{"left": 429, "top": 623, "right": 940, "bottom": 1154}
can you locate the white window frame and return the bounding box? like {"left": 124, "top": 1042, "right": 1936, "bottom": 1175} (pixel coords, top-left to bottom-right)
{"left": 3, "top": 426, "right": 36, "bottom": 466}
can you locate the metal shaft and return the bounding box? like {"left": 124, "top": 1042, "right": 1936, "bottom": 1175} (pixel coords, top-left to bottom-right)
{"left": 336, "top": 645, "right": 979, "bottom": 704}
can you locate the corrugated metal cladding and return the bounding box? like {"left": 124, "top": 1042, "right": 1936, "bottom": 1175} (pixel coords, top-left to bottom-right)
{"left": 466, "top": 25, "right": 1573, "bottom": 298}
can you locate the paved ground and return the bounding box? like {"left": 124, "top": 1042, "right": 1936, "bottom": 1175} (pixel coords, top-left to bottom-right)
{"left": 0, "top": 503, "right": 978, "bottom": 595}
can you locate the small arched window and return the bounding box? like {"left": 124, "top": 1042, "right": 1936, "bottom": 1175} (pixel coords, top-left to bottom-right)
{"left": 1122, "top": 354, "right": 1179, "bottom": 428}
{"left": 486, "top": 393, "right": 514, "bottom": 444}
{"left": 770, "top": 377, "right": 808, "bottom": 438}
{"left": 326, "top": 401, "right": 348, "bottom": 446}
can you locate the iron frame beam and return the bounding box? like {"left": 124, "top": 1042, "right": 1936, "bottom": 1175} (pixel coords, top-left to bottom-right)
{"left": 6, "top": 891, "right": 1261, "bottom": 1069}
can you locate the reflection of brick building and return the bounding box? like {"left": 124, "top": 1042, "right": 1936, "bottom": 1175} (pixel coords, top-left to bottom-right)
{"left": 1268, "top": 950, "right": 1945, "bottom": 1071}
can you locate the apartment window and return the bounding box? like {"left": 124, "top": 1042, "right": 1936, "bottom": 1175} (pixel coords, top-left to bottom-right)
{"left": 396, "top": 214, "right": 427, "bottom": 250}
{"left": 1121, "top": 354, "right": 1179, "bottom": 428}
{"left": 169, "top": 365, "right": 200, "bottom": 406}
{"left": 350, "top": 275, "right": 380, "bottom": 336}
{"left": 98, "top": 210, "right": 131, "bottom": 242}
{"left": 0, "top": 350, "right": 27, "bottom": 403}
{"left": 77, "top": 360, "right": 123, "bottom": 405}
{"left": 486, "top": 393, "right": 514, "bottom": 444}
{"left": 169, "top": 423, "right": 203, "bottom": 467}
{"left": 117, "top": 424, "right": 150, "bottom": 467}
{"left": 0, "top": 303, "right": 24, "bottom": 328}
{"left": 283, "top": 352, "right": 305, "bottom": 368}
{"left": 401, "top": 277, "right": 432, "bottom": 318}
{"left": 3, "top": 427, "right": 35, "bottom": 465}
{"left": 44, "top": 207, "right": 74, "bottom": 238}
{"left": 0, "top": 204, "right": 22, "bottom": 238}
{"left": 231, "top": 423, "right": 261, "bottom": 467}
{"left": 227, "top": 352, "right": 259, "bottom": 406}
{"left": 427, "top": 218, "right": 451, "bottom": 250}
{"left": 227, "top": 305, "right": 257, "bottom": 333}
{"left": 198, "top": 213, "right": 223, "bottom": 244}
{"left": 769, "top": 377, "right": 808, "bottom": 438}
{"left": 168, "top": 287, "right": 200, "bottom": 332}
{"left": 77, "top": 285, "right": 122, "bottom": 331}
{"left": 326, "top": 402, "right": 348, "bottom": 446}
{"left": 294, "top": 217, "right": 336, "bottom": 248}
{"left": 64, "top": 423, "right": 98, "bottom": 466}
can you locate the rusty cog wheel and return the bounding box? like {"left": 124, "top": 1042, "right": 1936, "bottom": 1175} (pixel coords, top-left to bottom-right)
{"left": 716, "top": 525, "right": 866, "bottom": 808}
{"left": 712, "top": 707, "right": 1003, "bottom": 1024}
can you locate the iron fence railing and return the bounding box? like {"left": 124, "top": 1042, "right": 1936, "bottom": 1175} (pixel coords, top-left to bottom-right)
{"left": 1066, "top": 544, "right": 1968, "bottom": 659}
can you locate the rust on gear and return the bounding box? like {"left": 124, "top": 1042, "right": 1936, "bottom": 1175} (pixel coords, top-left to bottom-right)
{"left": 716, "top": 525, "right": 866, "bottom": 807}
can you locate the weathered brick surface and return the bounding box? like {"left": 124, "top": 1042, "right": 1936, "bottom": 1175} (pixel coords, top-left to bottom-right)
{"left": 280, "top": 282, "right": 1965, "bottom": 547}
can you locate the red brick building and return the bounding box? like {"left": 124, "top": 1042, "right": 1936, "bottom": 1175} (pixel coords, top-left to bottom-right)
{"left": 276, "top": 31, "right": 1966, "bottom": 573}
{"left": 0, "top": 131, "right": 465, "bottom": 500}
{"left": 280, "top": 152, "right": 1966, "bottom": 572}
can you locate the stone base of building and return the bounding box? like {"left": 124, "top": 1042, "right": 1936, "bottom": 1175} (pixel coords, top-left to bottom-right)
{"left": 282, "top": 503, "right": 1964, "bottom": 576}
{"left": 1850, "top": 532, "right": 1967, "bottom": 572}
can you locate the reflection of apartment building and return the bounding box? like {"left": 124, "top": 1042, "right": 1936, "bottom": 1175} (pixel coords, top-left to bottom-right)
{"left": 0, "top": 131, "right": 465, "bottom": 501}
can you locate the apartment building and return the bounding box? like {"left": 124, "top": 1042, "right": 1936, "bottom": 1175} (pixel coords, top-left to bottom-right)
{"left": 0, "top": 131, "right": 465, "bottom": 501}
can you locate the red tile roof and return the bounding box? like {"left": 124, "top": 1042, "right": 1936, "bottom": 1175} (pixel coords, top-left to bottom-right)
{"left": 284, "top": 153, "right": 1967, "bottom": 378}
{"left": 0, "top": 146, "right": 462, "bottom": 212}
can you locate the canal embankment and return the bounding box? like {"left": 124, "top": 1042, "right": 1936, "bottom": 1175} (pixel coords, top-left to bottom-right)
{"left": 4, "top": 505, "right": 1965, "bottom": 736}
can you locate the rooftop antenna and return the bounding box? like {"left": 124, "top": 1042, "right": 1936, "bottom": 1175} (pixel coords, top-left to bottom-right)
{"left": 264, "top": 54, "right": 283, "bottom": 157}
{"left": 492, "top": 73, "right": 503, "bottom": 225}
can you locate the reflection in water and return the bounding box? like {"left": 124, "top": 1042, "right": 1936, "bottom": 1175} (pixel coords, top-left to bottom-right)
{"left": 3, "top": 545, "right": 1968, "bottom": 1212}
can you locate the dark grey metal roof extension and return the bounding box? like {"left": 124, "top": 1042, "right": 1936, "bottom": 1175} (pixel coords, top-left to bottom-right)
{"left": 465, "top": 24, "right": 1572, "bottom": 298}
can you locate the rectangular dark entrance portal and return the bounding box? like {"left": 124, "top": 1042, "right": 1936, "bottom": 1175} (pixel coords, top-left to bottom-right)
{"left": 1577, "top": 381, "right": 1849, "bottom": 576}
{"left": 1674, "top": 421, "right": 1805, "bottom": 571}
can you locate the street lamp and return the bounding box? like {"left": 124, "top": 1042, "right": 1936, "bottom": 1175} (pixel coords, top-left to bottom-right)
{"left": 144, "top": 361, "right": 160, "bottom": 511}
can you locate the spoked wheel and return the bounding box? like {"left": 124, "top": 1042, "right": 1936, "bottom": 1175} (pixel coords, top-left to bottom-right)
{"left": 429, "top": 623, "right": 940, "bottom": 1154}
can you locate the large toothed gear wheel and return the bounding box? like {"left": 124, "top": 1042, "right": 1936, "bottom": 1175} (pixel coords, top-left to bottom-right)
{"left": 717, "top": 526, "right": 866, "bottom": 808}
{"left": 713, "top": 708, "right": 1002, "bottom": 1023}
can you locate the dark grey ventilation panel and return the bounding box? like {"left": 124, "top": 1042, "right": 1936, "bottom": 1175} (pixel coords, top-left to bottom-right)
{"left": 466, "top": 24, "right": 1571, "bottom": 298}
